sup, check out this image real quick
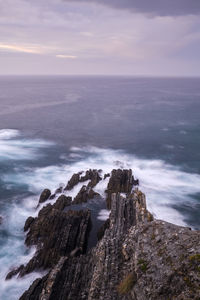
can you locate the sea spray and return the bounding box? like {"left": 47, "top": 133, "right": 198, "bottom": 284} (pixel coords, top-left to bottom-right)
{"left": 1, "top": 133, "right": 200, "bottom": 299}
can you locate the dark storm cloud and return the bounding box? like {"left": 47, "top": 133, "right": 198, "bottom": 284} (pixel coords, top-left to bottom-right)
{"left": 65, "top": 0, "right": 200, "bottom": 16}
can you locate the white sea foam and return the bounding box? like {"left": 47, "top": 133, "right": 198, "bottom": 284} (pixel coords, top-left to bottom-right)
{"left": 0, "top": 129, "right": 20, "bottom": 139}
{"left": 0, "top": 199, "right": 45, "bottom": 300}
{"left": 4, "top": 145, "right": 200, "bottom": 227}
{"left": 97, "top": 209, "right": 110, "bottom": 221}
{"left": 1, "top": 139, "right": 200, "bottom": 299}
{"left": 0, "top": 129, "right": 53, "bottom": 161}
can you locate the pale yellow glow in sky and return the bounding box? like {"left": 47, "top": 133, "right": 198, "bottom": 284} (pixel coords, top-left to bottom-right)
{"left": 56, "top": 55, "right": 77, "bottom": 59}
{"left": 0, "top": 44, "right": 42, "bottom": 54}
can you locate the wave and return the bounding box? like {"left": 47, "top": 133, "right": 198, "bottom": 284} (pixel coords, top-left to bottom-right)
{"left": 0, "top": 129, "right": 53, "bottom": 161}
{"left": 1, "top": 132, "right": 200, "bottom": 299}
{"left": 3, "top": 145, "right": 200, "bottom": 227}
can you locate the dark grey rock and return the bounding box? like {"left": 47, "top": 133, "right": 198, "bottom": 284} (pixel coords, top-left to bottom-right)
{"left": 24, "top": 216, "right": 35, "bottom": 232}
{"left": 106, "top": 169, "right": 135, "bottom": 209}
{"left": 19, "top": 169, "right": 200, "bottom": 300}
{"left": 39, "top": 189, "right": 51, "bottom": 204}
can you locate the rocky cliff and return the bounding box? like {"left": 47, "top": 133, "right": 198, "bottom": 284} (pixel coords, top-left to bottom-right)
{"left": 6, "top": 169, "right": 200, "bottom": 299}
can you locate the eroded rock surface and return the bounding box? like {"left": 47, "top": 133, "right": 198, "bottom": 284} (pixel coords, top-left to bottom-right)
{"left": 9, "top": 168, "right": 200, "bottom": 300}
{"left": 6, "top": 194, "right": 91, "bottom": 279}
{"left": 64, "top": 169, "right": 102, "bottom": 191}
{"left": 106, "top": 169, "right": 135, "bottom": 209}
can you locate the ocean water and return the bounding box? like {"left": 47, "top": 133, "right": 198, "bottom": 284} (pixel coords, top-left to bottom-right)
{"left": 0, "top": 75, "right": 200, "bottom": 299}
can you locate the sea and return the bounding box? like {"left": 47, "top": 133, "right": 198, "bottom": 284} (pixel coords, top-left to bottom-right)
{"left": 0, "top": 75, "right": 200, "bottom": 299}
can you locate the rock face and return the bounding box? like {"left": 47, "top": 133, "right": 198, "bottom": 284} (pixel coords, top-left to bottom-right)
{"left": 11, "top": 168, "right": 200, "bottom": 300}
{"left": 6, "top": 194, "right": 91, "bottom": 279}
{"left": 74, "top": 185, "right": 100, "bottom": 204}
{"left": 106, "top": 169, "right": 135, "bottom": 209}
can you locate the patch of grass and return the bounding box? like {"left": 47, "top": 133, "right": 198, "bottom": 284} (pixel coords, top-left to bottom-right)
{"left": 147, "top": 213, "right": 153, "bottom": 222}
{"left": 189, "top": 253, "right": 200, "bottom": 263}
{"left": 189, "top": 253, "right": 200, "bottom": 273}
{"left": 117, "top": 273, "right": 137, "bottom": 295}
{"left": 138, "top": 259, "right": 149, "bottom": 272}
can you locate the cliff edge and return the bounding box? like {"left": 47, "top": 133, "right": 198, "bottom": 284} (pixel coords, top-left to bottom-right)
{"left": 6, "top": 169, "right": 200, "bottom": 300}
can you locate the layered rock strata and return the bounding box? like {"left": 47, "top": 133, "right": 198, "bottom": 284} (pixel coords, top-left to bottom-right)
{"left": 5, "top": 168, "right": 200, "bottom": 300}
{"left": 6, "top": 195, "right": 91, "bottom": 279}
{"left": 105, "top": 169, "right": 138, "bottom": 209}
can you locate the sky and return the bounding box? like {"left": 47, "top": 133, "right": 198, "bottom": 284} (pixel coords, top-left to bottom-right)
{"left": 0, "top": 0, "right": 200, "bottom": 76}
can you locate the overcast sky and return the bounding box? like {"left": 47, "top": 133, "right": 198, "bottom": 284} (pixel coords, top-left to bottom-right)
{"left": 0, "top": 0, "right": 200, "bottom": 76}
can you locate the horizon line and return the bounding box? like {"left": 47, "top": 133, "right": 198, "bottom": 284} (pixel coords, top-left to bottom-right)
{"left": 0, "top": 74, "right": 200, "bottom": 79}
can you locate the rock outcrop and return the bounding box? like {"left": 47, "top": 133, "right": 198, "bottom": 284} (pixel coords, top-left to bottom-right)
{"left": 7, "top": 168, "right": 200, "bottom": 300}
{"left": 106, "top": 169, "right": 136, "bottom": 209}
{"left": 64, "top": 169, "right": 102, "bottom": 191}
{"left": 74, "top": 185, "right": 100, "bottom": 204}
{"left": 38, "top": 189, "right": 51, "bottom": 204}
{"left": 6, "top": 194, "right": 91, "bottom": 279}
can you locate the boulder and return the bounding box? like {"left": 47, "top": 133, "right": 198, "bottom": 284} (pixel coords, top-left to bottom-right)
{"left": 24, "top": 216, "right": 35, "bottom": 232}
{"left": 39, "top": 189, "right": 51, "bottom": 204}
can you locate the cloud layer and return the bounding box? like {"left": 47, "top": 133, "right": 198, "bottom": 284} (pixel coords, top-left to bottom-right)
{"left": 0, "top": 0, "right": 200, "bottom": 75}
{"left": 65, "top": 0, "right": 200, "bottom": 16}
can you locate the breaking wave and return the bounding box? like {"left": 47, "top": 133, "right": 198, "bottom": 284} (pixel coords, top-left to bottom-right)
{"left": 1, "top": 131, "right": 200, "bottom": 299}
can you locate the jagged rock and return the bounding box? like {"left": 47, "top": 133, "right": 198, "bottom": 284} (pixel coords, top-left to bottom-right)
{"left": 7, "top": 192, "right": 90, "bottom": 279}
{"left": 65, "top": 170, "right": 102, "bottom": 191}
{"left": 19, "top": 190, "right": 148, "bottom": 299}
{"left": 24, "top": 216, "right": 35, "bottom": 232}
{"left": 19, "top": 277, "right": 48, "bottom": 300}
{"left": 80, "top": 169, "right": 102, "bottom": 188}
{"left": 18, "top": 169, "right": 200, "bottom": 300}
{"left": 55, "top": 186, "right": 63, "bottom": 194}
{"left": 106, "top": 169, "right": 134, "bottom": 209}
{"left": 20, "top": 189, "right": 200, "bottom": 300}
{"left": 19, "top": 208, "right": 91, "bottom": 277}
{"left": 133, "top": 178, "right": 139, "bottom": 185}
{"left": 74, "top": 185, "right": 99, "bottom": 204}
{"left": 49, "top": 187, "right": 63, "bottom": 200}
{"left": 64, "top": 172, "right": 82, "bottom": 190}
{"left": 6, "top": 264, "right": 24, "bottom": 280}
{"left": 53, "top": 195, "right": 72, "bottom": 210}
{"left": 39, "top": 189, "right": 51, "bottom": 204}
{"left": 104, "top": 173, "right": 110, "bottom": 180}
